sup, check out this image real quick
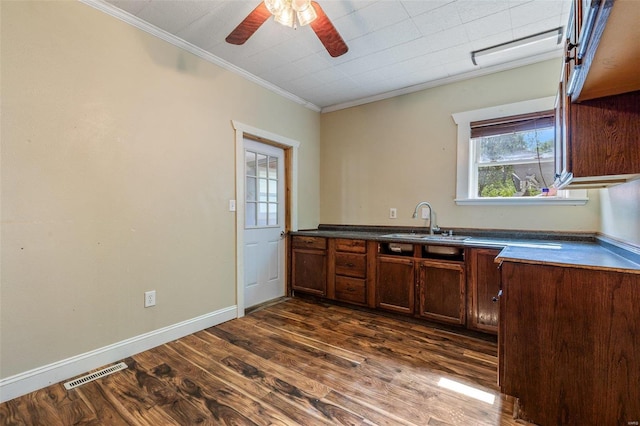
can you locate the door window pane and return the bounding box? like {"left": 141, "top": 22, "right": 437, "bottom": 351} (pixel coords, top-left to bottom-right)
{"left": 258, "top": 178, "right": 268, "bottom": 202}
{"left": 268, "top": 157, "right": 278, "bottom": 179}
{"left": 246, "top": 177, "right": 256, "bottom": 201}
{"left": 245, "top": 151, "right": 256, "bottom": 176}
{"left": 268, "top": 179, "right": 277, "bottom": 202}
{"left": 257, "top": 153, "right": 267, "bottom": 178}
{"left": 257, "top": 202, "right": 268, "bottom": 226}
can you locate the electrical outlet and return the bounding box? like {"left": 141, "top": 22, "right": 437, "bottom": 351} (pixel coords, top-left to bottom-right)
{"left": 421, "top": 207, "right": 430, "bottom": 219}
{"left": 229, "top": 199, "right": 236, "bottom": 212}
{"left": 144, "top": 290, "right": 156, "bottom": 308}
{"left": 389, "top": 208, "right": 397, "bottom": 219}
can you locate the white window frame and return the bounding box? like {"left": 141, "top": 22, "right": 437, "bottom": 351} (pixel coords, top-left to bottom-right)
{"left": 452, "top": 97, "right": 588, "bottom": 206}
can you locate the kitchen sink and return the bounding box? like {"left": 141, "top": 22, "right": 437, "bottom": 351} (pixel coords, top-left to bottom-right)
{"left": 382, "top": 233, "right": 430, "bottom": 239}
{"left": 423, "top": 235, "right": 469, "bottom": 241}
{"left": 382, "top": 233, "right": 470, "bottom": 242}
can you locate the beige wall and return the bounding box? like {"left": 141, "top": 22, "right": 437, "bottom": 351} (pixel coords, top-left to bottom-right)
{"left": 0, "top": 1, "right": 320, "bottom": 379}
{"left": 320, "top": 60, "right": 601, "bottom": 232}
{"left": 600, "top": 180, "right": 640, "bottom": 246}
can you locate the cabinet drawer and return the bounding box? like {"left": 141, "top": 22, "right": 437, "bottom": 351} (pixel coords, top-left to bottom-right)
{"left": 291, "top": 236, "right": 327, "bottom": 250}
{"left": 335, "top": 238, "right": 366, "bottom": 253}
{"left": 335, "top": 276, "right": 366, "bottom": 305}
{"left": 335, "top": 253, "right": 366, "bottom": 278}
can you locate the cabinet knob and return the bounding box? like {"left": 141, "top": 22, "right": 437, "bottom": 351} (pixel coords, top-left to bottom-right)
{"left": 492, "top": 289, "right": 503, "bottom": 302}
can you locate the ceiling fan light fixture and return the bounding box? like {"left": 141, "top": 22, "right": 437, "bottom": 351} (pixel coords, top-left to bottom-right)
{"left": 226, "top": 1, "right": 347, "bottom": 57}
{"left": 296, "top": 6, "right": 317, "bottom": 26}
{"left": 290, "top": 0, "right": 311, "bottom": 12}
{"left": 274, "top": 6, "right": 295, "bottom": 28}
{"left": 265, "top": 0, "right": 286, "bottom": 15}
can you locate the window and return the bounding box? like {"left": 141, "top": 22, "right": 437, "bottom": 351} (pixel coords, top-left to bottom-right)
{"left": 452, "top": 97, "right": 587, "bottom": 205}
{"left": 471, "top": 111, "right": 555, "bottom": 198}
{"left": 245, "top": 149, "right": 280, "bottom": 227}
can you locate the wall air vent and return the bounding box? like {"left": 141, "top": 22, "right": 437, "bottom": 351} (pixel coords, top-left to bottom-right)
{"left": 63, "top": 362, "right": 128, "bottom": 390}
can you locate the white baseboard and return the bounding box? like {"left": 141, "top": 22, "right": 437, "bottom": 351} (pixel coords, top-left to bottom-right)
{"left": 0, "top": 305, "right": 237, "bottom": 403}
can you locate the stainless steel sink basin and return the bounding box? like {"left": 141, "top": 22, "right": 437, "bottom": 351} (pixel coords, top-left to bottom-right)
{"left": 382, "top": 233, "right": 470, "bottom": 242}
{"left": 423, "top": 235, "right": 470, "bottom": 241}
{"left": 382, "top": 233, "right": 430, "bottom": 239}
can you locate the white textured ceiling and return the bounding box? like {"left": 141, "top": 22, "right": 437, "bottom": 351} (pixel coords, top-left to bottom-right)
{"left": 98, "top": 0, "right": 571, "bottom": 112}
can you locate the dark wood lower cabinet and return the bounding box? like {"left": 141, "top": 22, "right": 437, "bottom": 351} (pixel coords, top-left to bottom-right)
{"left": 291, "top": 236, "right": 327, "bottom": 296}
{"left": 466, "top": 248, "right": 501, "bottom": 334}
{"left": 291, "top": 249, "right": 327, "bottom": 296}
{"left": 417, "top": 259, "right": 465, "bottom": 325}
{"left": 500, "top": 262, "right": 640, "bottom": 425}
{"left": 376, "top": 256, "right": 414, "bottom": 314}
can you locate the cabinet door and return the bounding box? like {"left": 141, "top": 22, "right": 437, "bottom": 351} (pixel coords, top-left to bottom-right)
{"left": 291, "top": 249, "right": 327, "bottom": 296}
{"left": 417, "top": 260, "right": 465, "bottom": 325}
{"left": 569, "top": 91, "right": 640, "bottom": 178}
{"left": 376, "top": 256, "right": 414, "bottom": 314}
{"left": 467, "top": 248, "right": 501, "bottom": 334}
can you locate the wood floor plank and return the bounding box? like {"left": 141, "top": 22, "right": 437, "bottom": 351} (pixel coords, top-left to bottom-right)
{"left": 182, "top": 331, "right": 333, "bottom": 400}
{"left": 0, "top": 399, "right": 30, "bottom": 426}
{"left": 166, "top": 336, "right": 350, "bottom": 425}
{"left": 131, "top": 347, "right": 263, "bottom": 425}
{"left": 0, "top": 297, "right": 532, "bottom": 425}
{"left": 121, "top": 355, "right": 218, "bottom": 425}
{"left": 80, "top": 366, "right": 181, "bottom": 426}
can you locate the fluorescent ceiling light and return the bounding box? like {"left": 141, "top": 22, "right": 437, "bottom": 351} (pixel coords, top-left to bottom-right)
{"left": 471, "top": 27, "right": 563, "bottom": 66}
{"left": 437, "top": 377, "right": 496, "bottom": 404}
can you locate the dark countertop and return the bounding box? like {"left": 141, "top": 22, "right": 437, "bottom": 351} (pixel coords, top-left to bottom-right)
{"left": 291, "top": 225, "right": 640, "bottom": 274}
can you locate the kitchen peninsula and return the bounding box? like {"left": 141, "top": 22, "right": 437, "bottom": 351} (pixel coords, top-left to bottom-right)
{"left": 289, "top": 225, "right": 640, "bottom": 425}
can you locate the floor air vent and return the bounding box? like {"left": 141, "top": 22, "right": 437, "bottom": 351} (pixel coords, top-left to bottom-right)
{"left": 64, "top": 362, "right": 128, "bottom": 390}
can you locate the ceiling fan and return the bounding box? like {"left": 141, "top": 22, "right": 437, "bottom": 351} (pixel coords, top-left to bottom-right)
{"left": 226, "top": 0, "right": 348, "bottom": 58}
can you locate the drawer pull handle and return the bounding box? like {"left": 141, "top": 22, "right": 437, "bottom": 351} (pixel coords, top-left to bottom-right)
{"left": 346, "top": 263, "right": 355, "bottom": 267}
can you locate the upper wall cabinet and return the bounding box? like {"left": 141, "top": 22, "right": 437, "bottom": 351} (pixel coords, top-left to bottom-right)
{"left": 555, "top": 0, "right": 640, "bottom": 189}
{"left": 567, "top": 0, "right": 640, "bottom": 102}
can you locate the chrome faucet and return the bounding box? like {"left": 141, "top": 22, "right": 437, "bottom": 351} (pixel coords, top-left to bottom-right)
{"left": 412, "top": 201, "right": 439, "bottom": 235}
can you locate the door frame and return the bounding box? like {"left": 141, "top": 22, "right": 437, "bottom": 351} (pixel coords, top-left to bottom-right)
{"left": 232, "top": 120, "right": 300, "bottom": 318}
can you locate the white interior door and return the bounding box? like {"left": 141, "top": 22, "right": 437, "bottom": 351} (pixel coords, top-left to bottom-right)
{"left": 243, "top": 139, "right": 285, "bottom": 308}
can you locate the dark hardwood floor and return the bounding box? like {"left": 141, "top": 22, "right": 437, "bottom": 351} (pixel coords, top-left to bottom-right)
{"left": 0, "top": 298, "right": 529, "bottom": 425}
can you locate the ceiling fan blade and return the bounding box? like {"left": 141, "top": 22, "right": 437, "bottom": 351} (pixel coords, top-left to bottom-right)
{"left": 226, "top": 2, "right": 271, "bottom": 45}
{"left": 309, "top": 1, "right": 348, "bottom": 57}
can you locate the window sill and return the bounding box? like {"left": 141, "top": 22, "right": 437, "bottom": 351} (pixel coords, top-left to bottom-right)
{"left": 455, "top": 197, "right": 589, "bottom": 206}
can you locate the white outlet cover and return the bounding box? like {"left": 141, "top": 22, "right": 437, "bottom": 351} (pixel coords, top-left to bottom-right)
{"left": 144, "top": 290, "right": 156, "bottom": 308}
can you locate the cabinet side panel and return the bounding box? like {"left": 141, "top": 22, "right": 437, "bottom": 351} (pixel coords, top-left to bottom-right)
{"left": 501, "top": 262, "right": 640, "bottom": 425}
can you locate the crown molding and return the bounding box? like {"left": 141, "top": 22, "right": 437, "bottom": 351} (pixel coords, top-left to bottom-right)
{"left": 79, "top": 0, "right": 322, "bottom": 113}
